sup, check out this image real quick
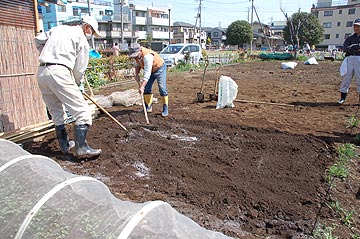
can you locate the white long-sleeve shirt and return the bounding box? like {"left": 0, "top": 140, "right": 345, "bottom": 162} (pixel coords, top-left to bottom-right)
{"left": 35, "top": 25, "right": 89, "bottom": 83}
{"left": 142, "top": 54, "right": 154, "bottom": 82}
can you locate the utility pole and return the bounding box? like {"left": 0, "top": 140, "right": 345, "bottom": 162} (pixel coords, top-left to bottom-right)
{"left": 120, "top": 0, "right": 124, "bottom": 44}
{"left": 250, "top": 0, "right": 254, "bottom": 55}
{"left": 199, "top": 0, "right": 202, "bottom": 45}
{"left": 168, "top": 8, "right": 171, "bottom": 44}
{"left": 87, "top": 0, "right": 91, "bottom": 16}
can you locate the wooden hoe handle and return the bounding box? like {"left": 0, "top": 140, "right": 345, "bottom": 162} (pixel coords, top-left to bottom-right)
{"left": 83, "top": 92, "right": 129, "bottom": 132}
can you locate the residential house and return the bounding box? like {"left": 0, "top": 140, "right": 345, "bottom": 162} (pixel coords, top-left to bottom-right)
{"left": 172, "top": 21, "right": 207, "bottom": 45}
{"left": 203, "top": 27, "right": 227, "bottom": 49}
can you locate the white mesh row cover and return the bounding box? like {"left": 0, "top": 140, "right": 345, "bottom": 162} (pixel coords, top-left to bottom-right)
{"left": 0, "top": 139, "right": 232, "bottom": 239}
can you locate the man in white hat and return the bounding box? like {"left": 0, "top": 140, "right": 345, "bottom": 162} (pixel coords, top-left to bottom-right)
{"left": 337, "top": 18, "right": 360, "bottom": 104}
{"left": 35, "top": 16, "right": 102, "bottom": 158}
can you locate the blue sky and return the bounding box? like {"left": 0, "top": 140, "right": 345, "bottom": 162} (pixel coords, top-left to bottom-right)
{"left": 133, "top": 0, "right": 317, "bottom": 28}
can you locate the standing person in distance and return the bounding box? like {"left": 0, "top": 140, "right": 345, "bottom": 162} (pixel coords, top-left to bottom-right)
{"left": 35, "top": 16, "right": 102, "bottom": 158}
{"left": 113, "top": 42, "right": 120, "bottom": 56}
{"left": 128, "top": 43, "right": 169, "bottom": 117}
{"left": 337, "top": 18, "right": 360, "bottom": 104}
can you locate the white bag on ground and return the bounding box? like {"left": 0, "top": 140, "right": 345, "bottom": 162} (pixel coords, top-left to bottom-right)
{"left": 216, "top": 75, "right": 238, "bottom": 109}
{"left": 93, "top": 95, "right": 113, "bottom": 108}
{"left": 111, "top": 89, "right": 142, "bottom": 107}
{"left": 281, "top": 62, "right": 298, "bottom": 69}
{"left": 304, "top": 57, "right": 318, "bottom": 65}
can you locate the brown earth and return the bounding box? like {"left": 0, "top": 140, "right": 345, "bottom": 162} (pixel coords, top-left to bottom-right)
{"left": 24, "top": 60, "right": 360, "bottom": 238}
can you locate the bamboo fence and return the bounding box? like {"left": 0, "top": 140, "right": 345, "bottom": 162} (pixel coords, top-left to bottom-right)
{"left": 0, "top": 24, "right": 48, "bottom": 133}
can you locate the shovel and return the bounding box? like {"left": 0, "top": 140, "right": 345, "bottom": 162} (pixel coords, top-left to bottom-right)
{"left": 196, "top": 58, "right": 209, "bottom": 103}
{"left": 209, "top": 62, "right": 221, "bottom": 101}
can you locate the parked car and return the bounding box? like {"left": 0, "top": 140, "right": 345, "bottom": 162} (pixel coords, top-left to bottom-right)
{"left": 160, "top": 43, "right": 203, "bottom": 67}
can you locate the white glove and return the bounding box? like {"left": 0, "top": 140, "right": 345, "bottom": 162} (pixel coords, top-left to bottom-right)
{"left": 78, "top": 83, "right": 85, "bottom": 93}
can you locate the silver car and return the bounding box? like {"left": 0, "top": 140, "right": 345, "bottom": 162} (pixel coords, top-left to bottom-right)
{"left": 160, "top": 43, "right": 203, "bottom": 67}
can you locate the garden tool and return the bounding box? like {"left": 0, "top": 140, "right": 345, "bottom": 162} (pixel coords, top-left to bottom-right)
{"left": 209, "top": 62, "right": 222, "bottom": 101}
{"left": 137, "top": 77, "right": 150, "bottom": 124}
{"left": 196, "top": 58, "right": 209, "bottom": 103}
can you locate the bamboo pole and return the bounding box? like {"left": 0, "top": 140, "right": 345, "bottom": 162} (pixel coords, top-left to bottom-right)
{"left": 0, "top": 121, "right": 53, "bottom": 138}
{"left": 33, "top": 0, "right": 40, "bottom": 34}
{"left": 234, "top": 99, "right": 295, "bottom": 107}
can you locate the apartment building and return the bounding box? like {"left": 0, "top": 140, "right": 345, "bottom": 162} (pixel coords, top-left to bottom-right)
{"left": 171, "top": 21, "right": 207, "bottom": 46}
{"left": 38, "top": 0, "right": 171, "bottom": 49}
{"left": 132, "top": 5, "right": 171, "bottom": 43}
{"left": 311, "top": 0, "right": 360, "bottom": 47}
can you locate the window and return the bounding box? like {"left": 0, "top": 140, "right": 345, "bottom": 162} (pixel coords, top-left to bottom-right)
{"left": 105, "top": 10, "right": 113, "bottom": 16}
{"left": 323, "top": 22, "right": 332, "bottom": 28}
{"left": 348, "top": 8, "right": 355, "bottom": 14}
{"left": 99, "top": 11, "right": 104, "bottom": 15}
{"left": 336, "top": 34, "right": 339, "bottom": 38}
{"left": 73, "top": 7, "right": 88, "bottom": 16}
{"left": 46, "top": 5, "right": 51, "bottom": 13}
{"left": 58, "top": 5, "right": 66, "bottom": 12}
{"left": 337, "top": 22, "right": 341, "bottom": 27}
{"left": 324, "top": 11, "right": 333, "bottom": 16}
{"left": 324, "top": 34, "right": 330, "bottom": 39}
{"left": 346, "top": 21, "right": 353, "bottom": 27}
{"left": 339, "top": 9, "right": 342, "bottom": 14}
{"left": 213, "top": 32, "right": 219, "bottom": 37}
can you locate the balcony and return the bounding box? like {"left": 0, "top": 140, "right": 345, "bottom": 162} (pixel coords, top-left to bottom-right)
{"left": 152, "top": 31, "right": 170, "bottom": 40}
{"left": 137, "top": 31, "right": 147, "bottom": 39}
{"left": 149, "top": 17, "right": 168, "bottom": 26}
{"left": 134, "top": 16, "right": 146, "bottom": 25}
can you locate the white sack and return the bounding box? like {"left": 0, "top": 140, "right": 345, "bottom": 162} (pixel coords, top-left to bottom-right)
{"left": 216, "top": 75, "right": 238, "bottom": 109}
{"left": 111, "top": 89, "right": 142, "bottom": 107}
{"left": 93, "top": 95, "right": 113, "bottom": 108}
{"left": 281, "top": 62, "right": 298, "bottom": 69}
{"left": 304, "top": 57, "right": 319, "bottom": 65}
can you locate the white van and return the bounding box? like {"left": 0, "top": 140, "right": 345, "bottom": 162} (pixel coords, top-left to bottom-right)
{"left": 160, "top": 43, "right": 203, "bottom": 67}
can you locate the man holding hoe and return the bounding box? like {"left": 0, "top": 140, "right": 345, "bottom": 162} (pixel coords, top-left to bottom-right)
{"left": 128, "top": 43, "right": 169, "bottom": 117}
{"left": 35, "top": 16, "right": 102, "bottom": 158}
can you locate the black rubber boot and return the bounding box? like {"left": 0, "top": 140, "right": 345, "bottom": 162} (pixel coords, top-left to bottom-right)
{"left": 337, "top": 92, "right": 347, "bottom": 104}
{"left": 74, "top": 124, "right": 101, "bottom": 157}
{"left": 55, "top": 124, "right": 74, "bottom": 153}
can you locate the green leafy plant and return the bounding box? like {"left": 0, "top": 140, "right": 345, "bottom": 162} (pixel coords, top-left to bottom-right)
{"left": 346, "top": 114, "right": 360, "bottom": 134}
{"left": 313, "top": 224, "right": 338, "bottom": 239}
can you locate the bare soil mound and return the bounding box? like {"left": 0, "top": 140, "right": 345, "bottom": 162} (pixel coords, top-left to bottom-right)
{"left": 24, "top": 60, "right": 360, "bottom": 238}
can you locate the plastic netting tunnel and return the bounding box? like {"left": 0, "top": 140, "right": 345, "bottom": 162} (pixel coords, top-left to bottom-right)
{"left": 0, "top": 139, "right": 232, "bottom": 239}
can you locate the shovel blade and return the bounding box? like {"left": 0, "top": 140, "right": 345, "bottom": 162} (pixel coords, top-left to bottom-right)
{"left": 197, "top": 92, "right": 205, "bottom": 103}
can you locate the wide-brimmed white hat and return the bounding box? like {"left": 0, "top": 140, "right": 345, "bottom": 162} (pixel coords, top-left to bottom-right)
{"left": 82, "top": 16, "right": 102, "bottom": 37}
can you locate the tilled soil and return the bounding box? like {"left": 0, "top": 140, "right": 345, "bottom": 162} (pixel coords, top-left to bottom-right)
{"left": 24, "top": 60, "right": 360, "bottom": 238}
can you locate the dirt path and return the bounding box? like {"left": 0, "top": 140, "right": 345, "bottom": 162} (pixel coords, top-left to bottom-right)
{"left": 24, "top": 60, "right": 360, "bottom": 238}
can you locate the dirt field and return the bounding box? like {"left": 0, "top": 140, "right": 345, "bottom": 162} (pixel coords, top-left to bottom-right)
{"left": 24, "top": 60, "right": 360, "bottom": 238}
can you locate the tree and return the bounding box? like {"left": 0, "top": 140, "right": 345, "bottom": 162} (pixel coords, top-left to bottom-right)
{"left": 226, "top": 20, "right": 252, "bottom": 47}
{"left": 283, "top": 11, "right": 324, "bottom": 51}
